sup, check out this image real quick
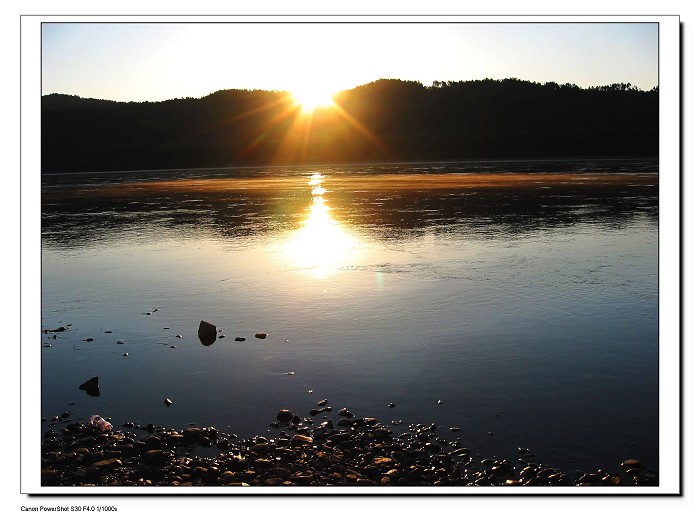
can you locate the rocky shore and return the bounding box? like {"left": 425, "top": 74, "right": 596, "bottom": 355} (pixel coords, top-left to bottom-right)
{"left": 41, "top": 403, "right": 658, "bottom": 488}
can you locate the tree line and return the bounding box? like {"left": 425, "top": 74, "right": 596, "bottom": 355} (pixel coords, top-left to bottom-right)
{"left": 41, "top": 78, "right": 659, "bottom": 173}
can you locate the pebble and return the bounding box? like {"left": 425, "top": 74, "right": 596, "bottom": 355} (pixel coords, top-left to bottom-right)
{"left": 276, "top": 410, "right": 294, "bottom": 423}
{"left": 388, "top": 402, "right": 395, "bottom": 408}
{"left": 40, "top": 406, "right": 656, "bottom": 488}
{"left": 164, "top": 398, "right": 173, "bottom": 406}
{"left": 255, "top": 332, "right": 268, "bottom": 339}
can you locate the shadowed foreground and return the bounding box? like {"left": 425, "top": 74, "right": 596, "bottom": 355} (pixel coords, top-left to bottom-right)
{"left": 41, "top": 406, "right": 657, "bottom": 488}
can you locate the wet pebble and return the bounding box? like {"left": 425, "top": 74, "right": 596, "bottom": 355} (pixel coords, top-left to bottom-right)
{"left": 255, "top": 332, "right": 267, "bottom": 339}
{"left": 276, "top": 410, "right": 294, "bottom": 423}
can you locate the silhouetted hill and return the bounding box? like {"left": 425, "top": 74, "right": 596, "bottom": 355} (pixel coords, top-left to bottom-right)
{"left": 41, "top": 79, "right": 658, "bottom": 173}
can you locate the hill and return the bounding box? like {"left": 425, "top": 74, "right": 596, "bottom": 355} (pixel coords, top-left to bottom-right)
{"left": 41, "top": 78, "right": 659, "bottom": 173}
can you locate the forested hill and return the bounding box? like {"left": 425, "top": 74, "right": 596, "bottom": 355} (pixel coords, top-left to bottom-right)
{"left": 41, "top": 78, "right": 659, "bottom": 173}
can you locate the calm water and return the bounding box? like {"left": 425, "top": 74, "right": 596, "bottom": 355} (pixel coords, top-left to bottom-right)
{"left": 41, "top": 159, "right": 659, "bottom": 476}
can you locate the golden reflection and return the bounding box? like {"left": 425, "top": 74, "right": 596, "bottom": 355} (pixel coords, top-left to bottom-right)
{"left": 283, "top": 175, "right": 360, "bottom": 278}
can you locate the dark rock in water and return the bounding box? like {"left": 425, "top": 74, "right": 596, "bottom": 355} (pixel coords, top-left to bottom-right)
{"left": 235, "top": 337, "right": 246, "bottom": 342}
{"left": 276, "top": 410, "right": 294, "bottom": 423}
{"left": 388, "top": 402, "right": 395, "bottom": 408}
{"left": 198, "top": 320, "right": 217, "bottom": 346}
{"left": 85, "top": 337, "right": 94, "bottom": 342}
{"left": 255, "top": 332, "right": 267, "bottom": 339}
{"left": 78, "top": 377, "right": 100, "bottom": 397}
{"left": 218, "top": 335, "right": 225, "bottom": 339}
{"left": 621, "top": 458, "right": 643, "bottom": 469}
{"left": 317, "top": 399, "right": 328, "bottom": 406}
{"left": 164, "top": 398, "right": 173, "bottom": 406}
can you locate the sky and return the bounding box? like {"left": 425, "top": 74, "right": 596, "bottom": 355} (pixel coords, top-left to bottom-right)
{"left": 41, "top": 22, "right": 659, "bottom": 102}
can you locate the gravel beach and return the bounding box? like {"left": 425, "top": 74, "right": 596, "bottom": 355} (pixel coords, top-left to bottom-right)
{"left": 41, "top": 404, "right": 658, "bottom": 488}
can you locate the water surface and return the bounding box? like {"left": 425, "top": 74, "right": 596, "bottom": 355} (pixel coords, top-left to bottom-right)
{"left": 41, "top": 160, "right": 659, "bottom": 476}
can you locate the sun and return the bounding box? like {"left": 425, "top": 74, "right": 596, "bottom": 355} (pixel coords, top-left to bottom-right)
{"left": 291, "top": 85, "right": 337, "bottom": 113}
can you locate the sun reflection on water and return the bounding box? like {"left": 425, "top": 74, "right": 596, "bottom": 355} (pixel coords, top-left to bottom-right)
{"left": 282, "top": 173, "right": 360, "bottom": 278}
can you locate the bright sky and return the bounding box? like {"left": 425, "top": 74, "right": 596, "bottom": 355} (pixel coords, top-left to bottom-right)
{"left": 40, "top": 22, "right": 659, "bottom": 103}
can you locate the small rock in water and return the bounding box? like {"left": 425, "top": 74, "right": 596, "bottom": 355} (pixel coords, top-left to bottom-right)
{"left": 78, "top": 376, "right": 100, "bottom": 397}
{"left": 317, "top": 399, "right": 328, "bottom": 406}
{"left": 449, "top": 427, "right": 461, "bottom": 432}
{"left": 276, "top": 409, "right": 294, "bottom": 423}
{"left": 235, "top": 337, "right": 246, "bottom": 342}
{"left": 170, "top": 345, "right": 177, "bottom": 349}
{"left": 286, "top": 371, "right": 295, "bottom": 375}
{"left": 437, "top": 400, "right": 443, "bottom": 405}
{"left": 198, "top": 320, "right": 217, "bottom": 346}
{"left": 122, "top": 353, "right": 128, "bottom": 357}
{"left": 218, "top": 335, "right": 225, "bottom": 339}
{"left": 117, "top": 340, "right": 125, "bottom": 345}
{"left": 85, "top": 337, "right": 94, "bottom": 342}
{"left": 388, "top": 402, "right": 395, "bottom": 408}
{"left": 104, "top": 330, "right": 112, "bottom": 333}
{"left": 164, "top": 398, "right": 173, "bottom": 407}
{"left": 176, "top": 334, "right": 183, "bottom": 338}
{"left": 255, "top": 332, "right": 268, "bottom": 339}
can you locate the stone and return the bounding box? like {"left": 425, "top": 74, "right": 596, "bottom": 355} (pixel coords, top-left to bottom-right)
{"left": 235, "top": 337, "right": 246, "bottom": 342}
{"left": 198, "top": 320, "right": 217, "bottom": 346}
{"left": 91, "top": 458, "right": 122, "bottom": 469}
{"left": 292, "top": 434, "right": 313, "bottom": 445}
{"left": 78, "top": 377, "right": 100, "bottom": 397}
{"left": 621, "top": 459, "right": 643, "bottom": 469}
{"left": 276, "top": 410, "right": 294, "bottom": 423}
{"left": 255, "top": 332, "right": 268, "bottom": 339}
{"left": 164, "top": 398, "right": 173, "bottom": 406}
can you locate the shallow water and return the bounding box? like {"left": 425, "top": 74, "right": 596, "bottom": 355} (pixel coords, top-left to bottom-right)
{"left": 41, "top": 160, "right": 659, "bottom": 476}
